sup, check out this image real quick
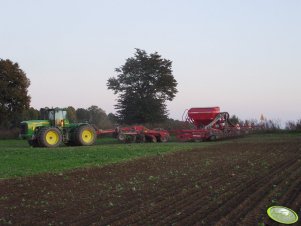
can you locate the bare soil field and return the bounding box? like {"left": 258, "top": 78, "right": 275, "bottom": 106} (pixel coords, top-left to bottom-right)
{"left": 1, "top": 135, "right": 301, "bottom": 225}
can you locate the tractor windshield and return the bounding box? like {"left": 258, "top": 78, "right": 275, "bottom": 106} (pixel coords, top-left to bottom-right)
{"left": 39, "top": 108, "right": 68, "bottom": 126}
{"left": 48, "top": 111, "right": 54, "bottom": 120}
{"left": 55, "top": 110, "right": 67, "bottom": 121}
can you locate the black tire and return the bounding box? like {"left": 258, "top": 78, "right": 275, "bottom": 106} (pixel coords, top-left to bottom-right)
{"left": 28, "top": 139, "right": 40, "bottom": 147}
{"left": 125, "top": 135, "right": 136, "bottom": 143}
{"left": 112, "top": 131, "right": 118, "bottom": 138}
{"left": 136, "top": 134, "right": 146, "bottom": 143}
{"left": 146, "top": 135, "right": 157, "bottom": 143}
{"left": 209, "top": 135, "right": 217, "bottom": 141}
{"left": 117, "top": 133, "right": 126, "bottom": 142}
{"left": 65, "top": 140, "right": 76, "bottom": 146}
{"left": 73, "top": 125, "right": 96, "bottom": 146}
{"left": 37, "top": 127, "right": 62, "bottom": 148}
{"left": 65, "top": 128, "right": 76, "bottom": 146}
{"left": 158, "top": 135, "right": 169, "bottom": 143}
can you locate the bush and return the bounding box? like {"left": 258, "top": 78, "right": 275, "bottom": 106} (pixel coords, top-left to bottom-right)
{"left": 0, "top": 128, "right": 20, "bottom": 139}
{"left": 285, "top": 119, "right": 301, "bottom": 131}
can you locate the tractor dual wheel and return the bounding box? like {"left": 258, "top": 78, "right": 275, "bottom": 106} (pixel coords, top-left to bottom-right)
{"left": 37, "top": 127, "right": 62, "bottom": 148}
{"left": 73, "top": 125, "right": 96, "bottom": 146}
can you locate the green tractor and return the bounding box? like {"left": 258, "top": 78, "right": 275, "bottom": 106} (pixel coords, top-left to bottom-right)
{"left": 19, "top": 108, "right": 96, "bottom": 147}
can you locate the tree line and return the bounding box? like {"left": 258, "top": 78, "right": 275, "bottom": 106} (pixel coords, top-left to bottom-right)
{"left": 23, "top": 105, "right": 114, "bottom": 129}
{"left": 1, "top": 49, "right": 178, "bottom": 131}
{"left": 0, "top": 104, "right": 189, "bottom": 138}
{"left": 1, "top": 50, "right": 300, "bottom": 139}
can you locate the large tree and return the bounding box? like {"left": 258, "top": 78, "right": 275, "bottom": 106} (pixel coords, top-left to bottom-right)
{"left": 23, "top": 107, "right": 40, "bottom": 120}
{"left": 76, "top": 108, "right": 90, "bottom": 122}
{"left": 0, "top": 59, "right": 31, "bottom": 128}
{"left": 87, "top": 105, "right": 112, "bottom": 129}
{"left": 76, "top": 106, "right": 112, "bottom": 129}
{"left": 107, "top": 49, "right": 178, "bottom": 124}
{"left": 66, "top": 106, "right": 77, "bottom": 123}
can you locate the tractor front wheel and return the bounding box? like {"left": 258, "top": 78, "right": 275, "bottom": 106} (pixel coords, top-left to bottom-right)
{"left": 37, "top": 127, "right": 62, "bottom": 148}
{"left": 73, "top": 125, "right": 96, "bottom": 146}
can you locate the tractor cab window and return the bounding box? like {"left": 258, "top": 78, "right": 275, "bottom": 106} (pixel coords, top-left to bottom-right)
{"left": 55, "top": 110, "right": 67, "bottom": 126}
{"left": 48, "top": 111, "right": 55, "bottom": 120}
{"left": 55, "top": 110, "right": 66, "bottom": 121}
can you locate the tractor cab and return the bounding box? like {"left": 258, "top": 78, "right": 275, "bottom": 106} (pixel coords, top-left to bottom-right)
{"left": 40, "top": 108, "right": 69, "bottom": 127}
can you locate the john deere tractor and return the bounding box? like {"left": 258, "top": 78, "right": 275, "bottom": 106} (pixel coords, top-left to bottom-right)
{"left": 19, "top": 108, "right": 96, "bottom": 147}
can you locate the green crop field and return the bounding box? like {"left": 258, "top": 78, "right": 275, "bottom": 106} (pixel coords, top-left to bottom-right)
{"left": 0, "top": 137, "right": 218, "bottom": 179}
{"left": 0, "top": 133, "right": 299, "bottom": 180}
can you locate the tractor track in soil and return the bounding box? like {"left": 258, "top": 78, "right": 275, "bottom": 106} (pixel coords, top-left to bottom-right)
{"left": 1, "top": 136, "right": 301, "bottom": 225}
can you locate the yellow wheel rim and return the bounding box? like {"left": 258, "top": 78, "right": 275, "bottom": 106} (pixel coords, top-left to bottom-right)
{"left": 45, "top": 131, "right": 59, "bottom": 145}
{"left": 82, "top": 129, "right": 94, "bottom": 143}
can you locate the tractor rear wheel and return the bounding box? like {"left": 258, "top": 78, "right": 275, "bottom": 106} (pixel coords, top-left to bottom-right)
{"left": 37, "top": 127, "right": 62, "bottom": 148}
{"left": 28, "top": 139, "right": 39, "bottom": 147}
{"left": 73, "top": 125, "right": 96, "bottom": 146}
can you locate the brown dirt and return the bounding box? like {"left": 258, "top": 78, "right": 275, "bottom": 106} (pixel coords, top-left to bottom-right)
{"left": 1, "top": 136, "right": 301, "bottom": 225}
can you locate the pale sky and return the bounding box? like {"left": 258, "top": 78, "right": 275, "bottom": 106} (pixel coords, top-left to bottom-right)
{"left": 1, "top": 0, "right": 301, "bottom": 123}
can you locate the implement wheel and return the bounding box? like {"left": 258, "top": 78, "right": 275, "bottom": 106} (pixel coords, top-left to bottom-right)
{"left": 136, "top": 134, "right": 146, "bottom": 143}
{"left": 37, "top": 127, "right": 62, "bottom": 148}
{"left": 146, "top": 135, "right": 157, "bottom": 143}
{"left": 117, "top": 133, "right": 126, "bottom": 142}
{"left": 126, "top": 135, "right": 136, "bottom": 143}
{"left": 209, "top": 135, "right": 217, "bottom": 141}
{"left": 74, "top": 125, "right": 96, "bottom": 146}
{"left": 158, "top": 135, "right": 169, "bottom": 143}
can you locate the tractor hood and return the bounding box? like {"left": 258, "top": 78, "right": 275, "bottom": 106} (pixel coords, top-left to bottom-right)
{"left": 20, "top": 120, "right": 51, "bottom": 139}
{"left": 21, "top": 120, "right": 51, "bottom": 128}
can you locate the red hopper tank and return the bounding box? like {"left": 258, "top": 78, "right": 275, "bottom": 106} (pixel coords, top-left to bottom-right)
{"left": 188, "top": 107, "right": 220, "bottom": 128}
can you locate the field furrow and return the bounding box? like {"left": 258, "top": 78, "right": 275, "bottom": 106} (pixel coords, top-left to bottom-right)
{"left": 0, "top": 134, "right": 300, "bottom": 225}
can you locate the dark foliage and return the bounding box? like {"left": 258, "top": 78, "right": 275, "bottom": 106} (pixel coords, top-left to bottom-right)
{"left": 66, "top": 106, "right": 77, "bottom": 123}
{"left": 76, "top": 108, "right": 90, "bottom": 123}
{"left": 229, "top": 114, "right": 240, "bottom": 125}
{"left": 0, "top": 59, "right": 31, "bottom": 128}
{"left": 107, "top": 49, "right": 178, "bottom": 124}
{"left": 285, "top": 119, "right": 301, "bottom": 131}
{"left": 87, "top": 105, "right": 112, "bottom": 129}
{"left": 23, "top": 107, "right": 40, "bottom": 120}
